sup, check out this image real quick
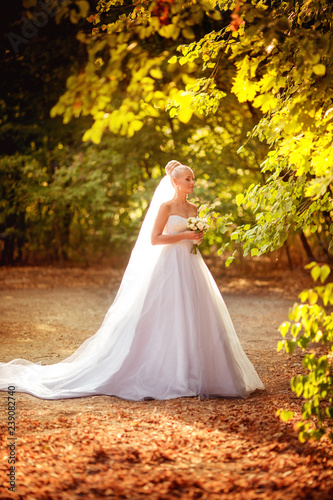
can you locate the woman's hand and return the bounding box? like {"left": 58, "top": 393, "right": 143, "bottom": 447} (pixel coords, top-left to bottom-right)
{"left": 183, "top": 230, "right": 203, "bottom": 244}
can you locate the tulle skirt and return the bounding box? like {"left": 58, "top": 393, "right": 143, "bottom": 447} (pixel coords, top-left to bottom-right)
{"left": 0, "top": 234, "right": 264, "bottom": 401}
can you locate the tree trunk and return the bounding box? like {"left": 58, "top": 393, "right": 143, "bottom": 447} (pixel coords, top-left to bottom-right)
{"left": 300, "top": 231, "right": 315, "bottom": 262}
{"left": 285, "top": 241, "right": 293, "bottom": 270}
{"left": 53, "top": 219, "right": 64, "bottom": 267}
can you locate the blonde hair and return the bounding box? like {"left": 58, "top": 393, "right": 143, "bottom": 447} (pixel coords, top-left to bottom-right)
{"left": 171, "top": 165, "right": 192, "bottom": 178}
{"left": 165, "top": 160, "right": 192, "bottom": 179}
{"left": 165, "top": 160, "right": 181, "bottom": 177}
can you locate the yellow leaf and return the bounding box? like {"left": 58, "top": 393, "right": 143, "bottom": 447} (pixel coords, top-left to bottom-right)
{"left": 258, "top": 72, "right": 277, "bottom": 92}
{"left": 313, "top": 64, "right": 326, "bottom": 76}
{"left": 177, "top": 107, "right": 193, "bottom": 124}
{"left": 176, "top": 92, "right": 192, "bottom": 108}
{"left": 253, "top": 93, "right": 278, "bottom": 113}
{"left": 168, "top": 56, "right": 178, "bottom": 64}
{"left": 131, "top": 119, "right": 144, "bottom": 131}
{"left": 232, "top": 78, "right": 259, "bottom": 103}
{"left": 236, "top": 193, "right": 244, "bottom": 206}
{"left": 279, "top": 410, "right": 294, "bottom": 422}
{"left": 150, "top": 68, "right": 163, "bottom": 79}
{"left": 308, "top": 290, "right": 318, "bottom": 304}
{"left": 90, "top": 128, "right": 102, "bottom": 144}
{"left": 279, "top": 321, "right": 290, "bottom": 337}
{"left": 320, "top": 265, "right": 331, "bottom": 283}
{"left": 169, "top": 107, "right": 178, "bottom": 118}
{"left": 182, "top": 28, "right": 195, "bottom": 40}
{"left": 314, "top": 330, "right": 323, "bottom": 342}
{"left": 128, "top": 120, "right": 143, "bottom": 136}
{"left": 82, "top": 130, "right": 91, "bottom": 142}
{"left": 311, "top": 265, "right": 321, "bottom": 282}
{"left": 159, "top": 24, "right": 180, "bottom": 40}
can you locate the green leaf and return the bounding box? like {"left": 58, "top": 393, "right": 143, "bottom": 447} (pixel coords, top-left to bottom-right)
{"left": 279, "top": 410, "right": 294, "bottom": 422}
{"left": 286, "top": 339, "right": 297, "bottom": 354}
{"left": 225, "top": 256, "right": 235, "bottom": 266}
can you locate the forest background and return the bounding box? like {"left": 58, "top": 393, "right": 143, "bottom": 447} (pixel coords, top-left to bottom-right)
{"left": 1, "top": 0, "right": 332, "bottom": 269}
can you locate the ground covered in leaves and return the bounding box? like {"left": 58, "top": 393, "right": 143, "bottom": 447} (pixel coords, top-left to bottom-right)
{"left": 0, "top": 265, "right": 332, "bottom": 499}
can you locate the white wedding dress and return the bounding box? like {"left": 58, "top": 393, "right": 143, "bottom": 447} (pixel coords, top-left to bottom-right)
{"left": 0, "top": 212, "right": 264, "bottom": 401}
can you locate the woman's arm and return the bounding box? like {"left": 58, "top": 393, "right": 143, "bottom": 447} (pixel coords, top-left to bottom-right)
{"left": 151, "top": 204, "right": 203, "bottom": 246}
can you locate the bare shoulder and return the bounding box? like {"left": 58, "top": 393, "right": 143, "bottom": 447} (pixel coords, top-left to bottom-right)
{"left": 156, "top": 202, "right": 172, "bottom": 220}
{"left": 188, "top": 201, "right": 198, "bottom": 216}
{"left": 158, "top": 202, "right": 173, "bottom": 215}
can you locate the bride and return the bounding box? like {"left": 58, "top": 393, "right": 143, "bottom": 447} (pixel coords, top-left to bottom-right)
{"left": 0, "top": 160, "right": 264, "bottom": 400}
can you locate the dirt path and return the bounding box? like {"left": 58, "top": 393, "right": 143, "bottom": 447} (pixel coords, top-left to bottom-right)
{"left": 0, "top": 265, "right": 309, "bottom": 365}
{"left": 0, "top": 266, "right": 332, "bottom": 499}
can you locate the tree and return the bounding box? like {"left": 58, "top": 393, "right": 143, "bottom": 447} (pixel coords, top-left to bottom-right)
{"left": 0, "top": 0, "right": 92, "bottom": 263}
{"left": 278, "top": 263, "right": 333, "bottom": 442}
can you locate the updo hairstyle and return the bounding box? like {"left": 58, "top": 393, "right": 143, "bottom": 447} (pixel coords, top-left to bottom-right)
{"left": 165, "top": 160, "right": 192, "bottom": 179}
{"left": 165, "top": 160, "right": 181, "bottom": 177}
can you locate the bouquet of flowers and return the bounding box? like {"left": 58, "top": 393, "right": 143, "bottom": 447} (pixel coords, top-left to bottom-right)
{"left": 187, "top": 216, "right": 209, "bottom": 254}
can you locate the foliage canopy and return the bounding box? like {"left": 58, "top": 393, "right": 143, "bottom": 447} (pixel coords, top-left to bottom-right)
{"left": 50, "top": 0, "right": 333, "bottom": 264}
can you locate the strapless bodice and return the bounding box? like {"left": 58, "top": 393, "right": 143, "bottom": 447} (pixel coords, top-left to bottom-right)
{"left": 164, "top": 215, "right": 188, "bottom": 235}
{"left": 164, "top": 215, "right": 194, "bottom": 251}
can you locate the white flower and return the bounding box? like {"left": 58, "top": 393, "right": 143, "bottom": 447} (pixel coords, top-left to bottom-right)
{"left": 187, "top": 215, "right": 210, "bottom": 254}
{"left": 187, "top": 216, "right": 209, "bottom": 231}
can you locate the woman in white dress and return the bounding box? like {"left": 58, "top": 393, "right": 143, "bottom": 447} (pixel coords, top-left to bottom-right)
{"left": 0, "top": 160, "right": 264, "bottom": 400}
